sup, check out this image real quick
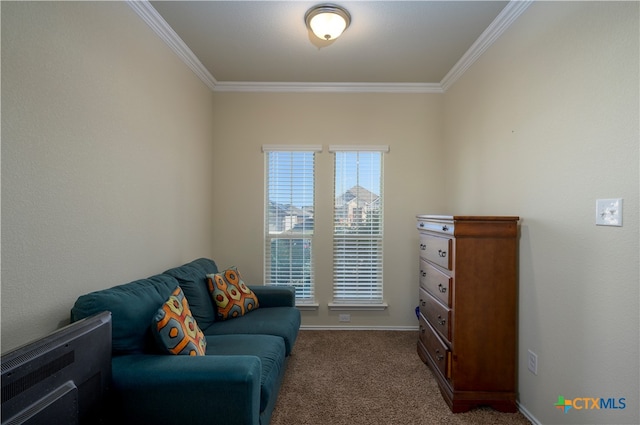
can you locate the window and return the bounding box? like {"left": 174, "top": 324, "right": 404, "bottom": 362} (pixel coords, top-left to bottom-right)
{"left": 263, "top": 145, "right": 320, "bottom": 304}
{"left": 330, "top": 146, "right": 387, "bottom": 306}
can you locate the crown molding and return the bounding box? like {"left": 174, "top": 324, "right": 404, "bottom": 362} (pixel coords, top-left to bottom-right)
{"left": 127, "top": 0, "right": 217, "bottom": 91}
{"left": 129, "top": 0, "right": 532, "bottom": 94}
{"left": 440, "top": 0, "right": 534, "bottom": 91}
{"left": 213, "top": 81, "right": 443, "bottom": 94}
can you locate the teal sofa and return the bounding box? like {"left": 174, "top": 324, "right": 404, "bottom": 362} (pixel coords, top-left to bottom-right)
{"left": 71, "top": 258, "right": 301, "bottom": 425}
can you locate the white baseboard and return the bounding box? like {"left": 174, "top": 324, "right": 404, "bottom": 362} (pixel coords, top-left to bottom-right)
{"left": 517, "top": 402, "right": 541, "bottom": 425}
{"left": 300, "top": 325, "right": 419, "bottom": 331}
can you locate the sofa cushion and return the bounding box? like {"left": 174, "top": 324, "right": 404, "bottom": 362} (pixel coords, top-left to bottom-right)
{"left": 207, "top": 267, "right": 259, "bottom": 320}
{"left": 152, "top": 286, "right": 207, "bottom": 356}
{"left": 71, "top": 274, "right": 178, "bottom": 355}
{"left": 163, "top": 258, "right": 219, "bottom": 330}
{"left": 205, "top": 334, "right": 286, "bottom": 413}
{"left": 204, "top": 307, "right": 300, "bottom": 356}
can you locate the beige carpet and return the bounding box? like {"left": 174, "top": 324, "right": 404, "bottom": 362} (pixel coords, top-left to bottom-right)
{"left": 270, "top": 330, "right": 532, "bottom": 425}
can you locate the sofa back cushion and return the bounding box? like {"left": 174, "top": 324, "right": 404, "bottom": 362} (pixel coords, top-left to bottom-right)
{"left": 71, "top": 274, "right": 178, "bottom": 355}
{"left": 163, "top": 258, "right": 219, "bottom": 331}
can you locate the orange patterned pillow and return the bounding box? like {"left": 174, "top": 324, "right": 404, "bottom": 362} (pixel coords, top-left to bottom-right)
{"left": 207, "top": 267, "right": 259, "bottom": 320}
{"left": 152, "top": 286, "right": 207, "bottom": 356}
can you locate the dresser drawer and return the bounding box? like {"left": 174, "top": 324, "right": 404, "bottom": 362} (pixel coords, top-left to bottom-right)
{"left": 419, "top": 314, "right": 451, "bottom": 380}
{"left": 420, "top": 258, "right": 452, "bottom": 307}
{"left": 419, "top": 288, "right": 451, "bottom": 342}
{"left": 419, "top": 233, "right": 452, "bottom": 270}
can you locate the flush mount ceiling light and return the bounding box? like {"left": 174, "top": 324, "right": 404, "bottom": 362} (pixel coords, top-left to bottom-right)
{"left": 305, "top": 4, "right": 351, "bottom": 41}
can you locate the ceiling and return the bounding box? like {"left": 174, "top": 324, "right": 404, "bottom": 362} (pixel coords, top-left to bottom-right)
{"left": 135, "top": 1, "right": 529, "bottom": 92}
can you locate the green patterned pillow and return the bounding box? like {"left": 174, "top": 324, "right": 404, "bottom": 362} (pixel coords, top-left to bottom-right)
{"left": 152, "top": 286, "right": 207, "bottom": 356}
{"left": 206, "top": 267, "right": 259, "bottom": 320}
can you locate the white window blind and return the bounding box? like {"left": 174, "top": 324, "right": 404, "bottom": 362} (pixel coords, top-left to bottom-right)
{"left": 331, "top": 146, "right": 387, "bottom": 303}
{"left": 263, "top": 146, "right": 320, "bottom": 303}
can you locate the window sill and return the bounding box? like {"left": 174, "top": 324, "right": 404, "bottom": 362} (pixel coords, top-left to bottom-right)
{"left": 296, "top": 303, "right": 320, "bottom": 311}
{"left": 328, "top": 302, "right": 388, "bottom": 311}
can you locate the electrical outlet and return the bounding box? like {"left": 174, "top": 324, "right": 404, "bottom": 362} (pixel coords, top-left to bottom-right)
{"left": 339, "top": 314, "right": 351, "bottom": 322}
{"left": 527, "top": 349, "right": 538, "bottom": 375}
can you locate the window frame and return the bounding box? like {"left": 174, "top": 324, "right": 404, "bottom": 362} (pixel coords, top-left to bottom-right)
{"left": 263, "top": 145, "right": 321, "bottom": 307}
{"left": 328, "top": 145, "right": 389, "bottom": 310}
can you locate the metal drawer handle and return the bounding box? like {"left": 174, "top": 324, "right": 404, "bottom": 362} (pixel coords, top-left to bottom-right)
{"left": 420, "top": 243, "right": 426, "bottom": 250}
{"left": 420, "top": 325, "right": 425, "bottom": 334}
{"left": 421, "top": 270, "right": 426, "bottom": 277}
{"left": 419, "top": 222, "right": 425, "bottom": 228}
{"left": 435, "top": 349, "right": 445, "bottom": 362}
{"left": 437, "top": 315, "right": 446, "bottom": 326}
{"left": 438, "top": 284, "right": 447, "bottom": 293}
{"left": 438, "top": 250, "right": 447, "bottom": 258}
{"left": 420, "top": 299, "right": 426, "bottom": 307}
{"left": 442, "top": 225, "right": 448, "bottom": 231}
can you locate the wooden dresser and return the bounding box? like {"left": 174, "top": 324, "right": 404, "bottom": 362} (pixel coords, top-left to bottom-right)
{"left": 416, "top": 215, "right": 519, "bottom": 413}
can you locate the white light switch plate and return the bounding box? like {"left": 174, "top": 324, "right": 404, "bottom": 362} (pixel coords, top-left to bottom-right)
{"left": 596, "top": 198, "right": 623, "bottom": 226}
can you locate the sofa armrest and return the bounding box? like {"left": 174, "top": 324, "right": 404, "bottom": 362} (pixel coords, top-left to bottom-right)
{"left": 249, "top": 285, "right": 295, "bottom": 308}
{"left": 111, "top": 354, "right": 261, "bottom": 425}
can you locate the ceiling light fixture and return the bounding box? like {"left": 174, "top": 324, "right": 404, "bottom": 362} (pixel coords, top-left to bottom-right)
{"left": 305, "top": 4, "right": 351, "bottom": 41}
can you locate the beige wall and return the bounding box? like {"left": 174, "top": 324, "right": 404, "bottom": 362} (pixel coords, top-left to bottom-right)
{"left": 1, "top": 2, "right": 215, "bottom": 350}
{"left": 3, "top": 2, "right": 638, "bottom": 424}
{"left": 443, "top": 2, "right": 639, "bottom": 424}
{"left": 211, "top": 92, "right": 446, "bottom": 328}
